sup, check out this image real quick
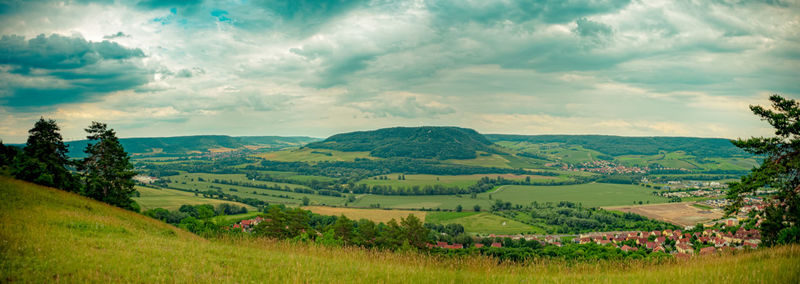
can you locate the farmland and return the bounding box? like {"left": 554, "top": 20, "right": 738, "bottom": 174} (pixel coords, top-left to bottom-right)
{"left": 134, "top": 186, "right": 255, "bottom": 211}
{"left": 2, "top": 177, "right": 797, "bottom": 283}
{"left": 255, "top": 148, "right": 372, "bottom": 162}
{"left": 491, "top": 183, "right": 668, "bottom": 208}
{"left": 302, "top": 206, "right": 427, "bottom": 223}
{"left": 357, "top": 173, "right": 563, "bottom": 188}
{"left": 425, "top": 212, "right": 540, "bottom": 235}
{"left": 604, "top": 202, "right": 725, "bottom": 227}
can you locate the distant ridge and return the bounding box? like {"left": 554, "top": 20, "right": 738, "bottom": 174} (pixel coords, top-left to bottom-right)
{"left": 62, "top": 135, "right": 319, "bottom": 157}
{"left": 306, "top": 126, "right": 493, "bottom": 160}
{"left": 485, "top": 134, "right": 746, "bottom": 157}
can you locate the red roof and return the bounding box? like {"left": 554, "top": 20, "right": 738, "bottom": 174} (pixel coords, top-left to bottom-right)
{"left": 491, "top": 242, "right": 502, "bottom": 248}
{"left": 700, "top": 247, "right": 716, "bottom": 255}
{"left": 474, "top": 243, "right": 484, "bottom": 248}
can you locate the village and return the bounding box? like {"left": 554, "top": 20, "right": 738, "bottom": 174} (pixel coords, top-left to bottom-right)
{"left": 228, "top": 215, "right": 762, "bottom": 259}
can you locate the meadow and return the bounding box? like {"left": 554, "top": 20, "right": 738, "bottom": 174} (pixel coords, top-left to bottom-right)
{"left": 134, "top": 186, "right": 255, "bottom": 211}
{"left": 301, "top": 206, "right": 426, "bottom": 223}
{"left": 491, "top": 183, "right": 668, "bottom": 208}
{"left": 2, "top": 176, "right": 797, "bottom": 283}
{"left": 357, "top": 173, "right": 563, "bottom": 188}
{"left": 255, "top": 148, "right": 372, "bottom": 162}
{"left": 425, "top": 212, "right": 541, "bottom": 235}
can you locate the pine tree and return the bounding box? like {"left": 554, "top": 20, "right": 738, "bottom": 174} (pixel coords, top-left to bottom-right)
{"left": 726, "top": 95, "right": 799, "bottom": 246}
{"left": 80, "top": 122, "right": 138, "bottom": 211}
{"left": 13, "top": 118, "right": 77, "bottom": 191}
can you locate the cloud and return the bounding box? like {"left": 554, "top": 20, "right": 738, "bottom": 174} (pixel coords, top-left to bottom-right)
{"left": 0, "top": 33, "right": 151, "bottom": 108}
{"left": 103, "top": 31, "right": 130, "bottom": 39}
{"left": 350, "top": 92, "right": 455, "bottom": 118}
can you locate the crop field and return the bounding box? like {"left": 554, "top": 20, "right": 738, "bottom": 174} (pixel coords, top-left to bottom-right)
{"left": 491, "top": 183, "right": 669, "bottom": 208}
{"left": 166, "top": 172, "right": 312, "bottom": 190}
{"left": 255, "top": 148, "right": 372, "bottom": 162}
{"left": 357, "top": 173, "right": 563, "bottom": 188}
{"left": 349, "top": 194, "right": 491, "bottom": 211}
{"left": 302, "top": 206, "right": 426, "bottom": 223}
{"left": 425, "top": 212, "right": 540, "bottom": 235}
{"left": 443, "top": 153, "right": 514, "bottom": 168}
{"left": 253, "top": 170, "right": 338, "bottom": 182}
{"left": 604, "top": 202, "right": 724, "bottom": 227}
{"left": 3, "top": 177, "right": 799, "bottom": 283}
{"left": 165, "top": 179, "right": 348, "bottom": 206}
{"left": 134, "top": 186, "right": 255, "bottom": 211}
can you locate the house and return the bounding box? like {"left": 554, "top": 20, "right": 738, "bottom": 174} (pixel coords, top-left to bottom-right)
{"left": 655, "top": 237, "right": 666, "bottom": 244}
{"left": 743, "top": 242, "right": 758, "bottom": 249}
{"left": 676, "top": 243, "right": 693, "bottom": 254}
{"left": 700, "top": 246, "right": 716, "bottom": 255}
{"left": 491, "top": 242, "right": 502, "bottom": 248}
{"left": 653, "top": 246, "right": 665, "bottom": 253}
{"left": 474, "top": 243, "right": 485, "bottom": 248}
{"left": 646, "top": 242, "right": 657, "bottom": 250}
{"left": 620, "top": 245, "right": 638, "bottom": 252}
{"left": 578, "top": 237, "right": 591, "bottom": 244}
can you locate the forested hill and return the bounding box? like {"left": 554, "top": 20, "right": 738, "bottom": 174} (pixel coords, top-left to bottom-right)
{"left": 485, "top": 134, "right": 749, "bottom": 157}
{"left": 63, "top": 135, "right": 319, "bottom": 157}
{"left": 305, "top": 126, "right": 493, "bottom": 159}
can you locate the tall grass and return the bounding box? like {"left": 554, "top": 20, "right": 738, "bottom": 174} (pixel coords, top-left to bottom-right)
{"left": 1, "top": 176, "right": 798, "bottom": 283}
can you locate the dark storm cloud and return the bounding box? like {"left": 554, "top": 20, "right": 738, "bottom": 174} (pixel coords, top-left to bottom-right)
{"left": 0, "top": 34, "right": 152, "bottom": 108}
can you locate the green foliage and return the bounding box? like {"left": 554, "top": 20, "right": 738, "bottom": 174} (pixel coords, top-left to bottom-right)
{"left": 64, "top": 135, "right": 318, "bottom": 158}
{"left": 80, "top": 122, "right": 138, "bottom": 211}
{"left": 11, "top": 118, "right": 78, "bottom": 192}
{"left": 487, "top": 134, "right": 750, "bottom": 157}
{"left": 495, "top": 201, "right": 678, "bottom": 234}
{"left": 306, "top": 126, "right": 493, "bottom": 159}
{"left": 727, "top": 95, "right": 800, "bottom": 246}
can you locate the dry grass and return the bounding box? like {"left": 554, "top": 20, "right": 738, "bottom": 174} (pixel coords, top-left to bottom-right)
{"left": 605, "top": 202, "right": 724, "bottom": 227}
{"left": 302, "top": 206, "right": 426, "bottom": 223}
{"left": 1, "top": 176, "right": 798, "bottom": 283}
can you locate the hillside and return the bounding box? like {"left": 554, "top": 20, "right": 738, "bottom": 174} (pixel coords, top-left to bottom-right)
{"left": 486, "top": 134, "right": 748, "bottom": 157}
{"left": 306, "top": 126, "right": 493, "bottom": 159}
{"left": 1, "top": 176, "right": 799, "bottom": 282}
{"left": 61, "top": 135, "right": 319, "bottom": 157}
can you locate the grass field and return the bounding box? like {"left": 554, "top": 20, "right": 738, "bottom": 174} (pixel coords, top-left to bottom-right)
{"left": 255, "top": 148, "right": 372, "bottom": 162}
{"left": 425, "top": 212, "right": 540, "bottom": 235}
{"left": 492, "top": 183, "right": 668, "bottom": 208}
{"left": 134, "top": 186, "right": 255, "bottom": 211}
{"left": 302, "top": 206, "right": 426, "bottom": 223}
{"left": 357, "top": 173, "right": 562, "bottom": 189}
{"left": 2, "top": 176, "right": 799, "bottom": 283}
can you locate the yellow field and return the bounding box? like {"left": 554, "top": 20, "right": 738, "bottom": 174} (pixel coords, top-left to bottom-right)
{"left": 2, "top": 176, "right": 799, "bottom": 283}
{"left": 302, "top": 206, "right": 426, "bottom": 223}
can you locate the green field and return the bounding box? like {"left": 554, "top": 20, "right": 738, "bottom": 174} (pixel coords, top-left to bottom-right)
{"left": 2, "top": 177, "right": 799, "bottom": 282}
{"left": 255, "top": 148, "right": 372, "bottom": 162}
{"left": 357, "top": 173, "right": 563, "bottom": 189}
{"left": 134, "top": 186, "right": 255, "bottom": 211}
{"left": 425, "top": 212, "right": 541, "bottom": 235}
{"left": 491, "top": 183, "right": 669, "bottom": 208}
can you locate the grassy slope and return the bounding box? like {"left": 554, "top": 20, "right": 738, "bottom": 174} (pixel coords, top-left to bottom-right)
{"left": 1, "top": 177, "right": 799, "bottom": 282}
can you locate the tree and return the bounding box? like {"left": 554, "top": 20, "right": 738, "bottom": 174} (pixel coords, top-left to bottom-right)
{"left": 302, "top": 196, "right": 310, "bottom": 206}
{"left": 726, "top": 95, "right": 800, "bottom": 246}
{"left": 80, "top": 122, "right": 138, "bottom": 211}
{"left": 331, "top": 215, "right": 355, "bottom": 244}
{"left": 12, "top": 118, "right": 77, "bottom": 191}
{"left": 400, "top": 214, "right": 429, "bottom": 249}
{"left": 455, "top": 204, "right": 463, "bottom": 212}
{"left": 473, "top": 204, "right": 481, "bottom": 212}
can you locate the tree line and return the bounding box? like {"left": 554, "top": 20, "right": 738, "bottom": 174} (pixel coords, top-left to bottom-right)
{"left": 0, "top": 118, "right": 138, "bottom": 211}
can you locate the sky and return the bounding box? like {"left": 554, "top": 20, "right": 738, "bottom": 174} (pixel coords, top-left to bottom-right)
{"left": 0, "top": 0, "right": 798, "bottom": 143}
